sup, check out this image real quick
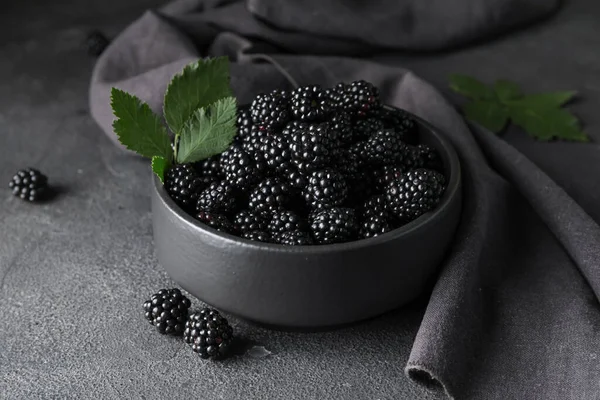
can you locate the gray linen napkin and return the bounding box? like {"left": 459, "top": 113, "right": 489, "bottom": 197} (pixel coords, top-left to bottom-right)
{"left": 89, "top": 1, "right": 600, "bottom": 398}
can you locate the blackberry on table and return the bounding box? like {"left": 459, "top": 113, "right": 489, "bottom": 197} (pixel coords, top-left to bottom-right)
{"left": 233, "top": 210, "right": 270, "bottom": 233}
{"left": 164, "top": 164, "right": 206, "bottom": 210}
{"left": 85, "top": 30, "right": 110, "bottom": 57}
{"left": 304, "top": 169, "right": 348, "bottom": 209}
{"left": 268, "top": 210, "right": 306, "bottom": 234}
{"left": 274, "top": 230, "right": 314, "bottom": 246}
{"left": 236, "top": 108, "right": 253, "bottom": 141}
{"left": 248, "top": 177, "right": 293, "bottom": 212}
{"left": 220, "top": 144, "right": 265, "bottom": 191}
{"left": 143, "top": 288, "right": 191, "bottom": 336}
{"left": 250, "top": 89, "right": 291, "bottom": 129}
{"left": 366, "top": 129, "right": 407, "bottom": 165}
{"left": 242, "top": 230, "right": 272, "bottom": 243}
{"left": 290, "top": 123, "right": 339, "bottom": 172}
{"left": 310, "top": 207, "right": 358, "bottom": 244}
{"left": 8, "top": 168, "right": 48, "bottom": 202}
{"left": 290, "top": 85, "right": 331, "bottom": 122}
{"left": 196, "top": 180, "right": 240, "bottom": 214}
{"left": 341, "top": 80, "right": 381, "bottom": 118}
{"left": 196, "top": 211, "right": 235, "bottom": 234}
{"left": 382, "top": 108, "right": 418, "bottom": 144}
{"left": 360, "top": 215, "right": 392, "bottom": 239}
{"left": 184, "top": 308, "right": 234, "bottom": 360}
{"left": 386, "top": 168, "right": 446, "bottom": 222}
{"left": 353, "top": 117, "right": 385, "bottom": 142}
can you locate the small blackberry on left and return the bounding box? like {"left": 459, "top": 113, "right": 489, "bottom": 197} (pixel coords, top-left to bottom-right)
{"left": 9, "top": 168, "right": 48, "bottom": 202}
{"left": 143, "top": 288, "right": 191, "bottom": 336}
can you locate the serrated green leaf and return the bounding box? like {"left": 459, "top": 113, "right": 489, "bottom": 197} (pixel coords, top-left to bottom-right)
{"left": 463, "top": 100, "right": 509, "bottom": 133}
{"left": 152, "top": 156, "right": 170, "bottom": 184}
{"left": 507, "top": 91, "right": 577, "bottom": 109}
{"left": 494, "top": 80, "right": 522, "bottom": 101}
{"left": 176, "top": 97, "right": 237, "bottom": 164}
{"left": 110, "top": 88, "right": 172, "bottom": 159}
{"left": 508, "top": 105, "right": 588, "bottom": 142}
{"left": 164, "top": 57, "right": 232, "bottom": 134}
{"left": 449, "top": 74, "right": 494, "bottom": 100}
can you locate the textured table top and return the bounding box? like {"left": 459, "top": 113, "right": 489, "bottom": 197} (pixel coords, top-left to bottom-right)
{"left": 1, "top": 1, "right": 599, "bottom": 399}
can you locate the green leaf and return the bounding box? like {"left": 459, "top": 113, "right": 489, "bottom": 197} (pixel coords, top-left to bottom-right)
{"left": 151, "top": 156, "right": 170, "bottom": 184}
{"left": 494, "top": 80, "right": 522, "bottom": 101}
{"left": 449, "top": 74, "right": 494, "bottom": 100}
{"left": 507, "top": 91, "right": 577, "bottom": 109}
{"left": 163, "top": 57, "right": 233, "bottom": 134}
{"left": 508, "top": 105, "right": 588, "bottom": 142}
{"left": 110, "top": 88, "right": 172, "bottom": 159}
{"left": 463, "top": 100, "right": 509, "bottom": 133}
{"left": 176, "top": 97, "right": 237, "bottom": 164}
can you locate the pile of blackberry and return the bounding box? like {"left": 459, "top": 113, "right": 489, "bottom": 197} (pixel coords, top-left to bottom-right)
{"left": 164, "top": 80, "right": 447, "bottom": 245}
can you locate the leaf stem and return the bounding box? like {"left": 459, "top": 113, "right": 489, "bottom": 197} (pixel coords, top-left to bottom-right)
{"left": 173, "top": 133, "right": 180, "bottom": 164}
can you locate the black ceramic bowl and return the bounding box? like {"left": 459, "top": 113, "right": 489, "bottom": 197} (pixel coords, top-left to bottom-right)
{"left": 152, "top": 110, "right": 462, "bottom": 328}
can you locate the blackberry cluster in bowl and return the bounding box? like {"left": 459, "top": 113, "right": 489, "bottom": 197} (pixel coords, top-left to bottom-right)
{"left": 164, "top": 80, "right": 447, "bottom": 245}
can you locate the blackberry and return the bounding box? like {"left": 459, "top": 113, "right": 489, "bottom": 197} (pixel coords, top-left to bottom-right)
{"left": 372, "top": 165, "right": 404, "bottom": 192}
{"left": 342, "top": 80, "right": 381, "bottom": 118}
{"left": 242, "top": 125, "right": 275, "bottom": 159}
{"left": 164, "top": 164, "right": 206, "bottom": 210}
{"left": 285, "top": 168, "right": 308, "bottom": 190}
{"left": 85, "top": 30, "right": 110, "bottom": 57}
{"left": 327, "top": 83, "right": 347, "bottom": 110}
{"left": 236, "top": 108, "right": 253, "bottom": 141}
{"left": 8, "top": 168, "right": 48, "bottom": 202}
{"left": 184, "top": 308, "right": 234, "bottom": 360}
{"left": 347, "top": 141, "right": 370, "bottom": 165}
{"left": 310, "top": 207, "right": 358, "bottom": 244}
{"left": 196, "top": 180, "right": 240, "bottom": 214}
{"left": 411, "top": 144, "right": 443, "bottom": 172}
{"left": 195, "top": 155, "right": 224, "bottom": 179}
{"left": 353, "top": 118, "right": 385, "bottom": 142}
{"left": 282, "top": 120, "right": 309, "bottom": 136}
{"left": 250, "top": 89, "right": 291, "bottom": 129}
{"left": 290, "top": 123, "right": 339, "bottom": 172}
{"left": 361, "top": 195, "right": 390, "bottom": 219}
{"left": 248, "top": 177, "right": 293, "bottom": 212}
{"left": 381, "top": 108, "right": 418, "bottom": 144}
{"left": 220, "top": 144, "right": 265, "bottom": 191}
{"left": 386, "top": 169, "right": 446, "bottom": 222}
{"left": 274, "top": 230, "right": 314, "bottom": 246}
{"left": 359, "top": 215, "right": 392, "bottom": 239}
{"left": 290, "top": 85, "right": 331, "bottom": 122}
{"left": 233, "top": 210, "right": 270, "bottom": 233}
{"left": 268, "top": 210, "right": 306, "bottom": 234}
{"left": 196, "top": 211, "right": 235, "bottom": 233}
{"left": 241, "top": 230, "right": 272, "bottom": 243}
{"left": 304, "top": 169, "right": 348, "bottom": 209}
{"left": 260, "top": 134, "right": 293, "bottom": 173}
{"left": 328, "top": 112, "right": 353, "bottom": 145}
{"left": 143, "top": 288, "right": 191, "bottom": 336}
{"left": 366, "top": 129, "right": 407, "bottom": 165}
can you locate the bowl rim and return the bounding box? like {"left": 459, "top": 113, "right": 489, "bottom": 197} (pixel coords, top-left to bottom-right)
{"left": 153, "top": 108, "right": 462, "bottom": 254}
